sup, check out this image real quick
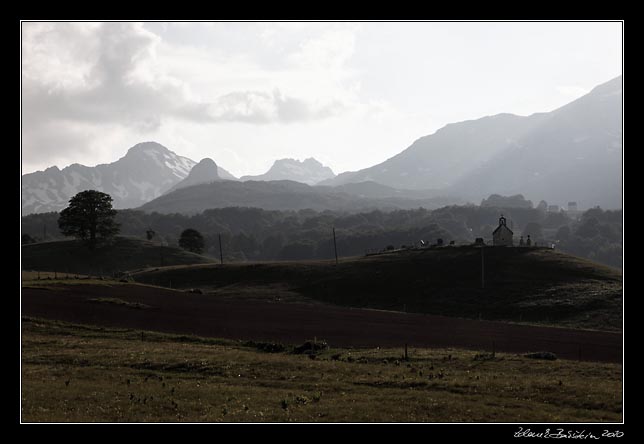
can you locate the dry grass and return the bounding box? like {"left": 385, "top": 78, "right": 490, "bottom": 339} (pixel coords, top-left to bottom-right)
{"left": 21, "top": 317, "right": 622, "bottom": 423}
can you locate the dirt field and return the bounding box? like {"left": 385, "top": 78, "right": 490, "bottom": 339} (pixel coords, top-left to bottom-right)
{"left": 21, "top": 283, "right": 621, "bottom": 363}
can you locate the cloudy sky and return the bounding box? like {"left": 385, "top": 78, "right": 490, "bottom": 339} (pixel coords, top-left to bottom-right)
{"left": 21, "top": 21, "right": 622, "bottom": 177}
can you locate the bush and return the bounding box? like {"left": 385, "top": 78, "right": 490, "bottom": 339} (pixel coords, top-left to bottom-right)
{"left": 243, "top": 341, "right": 286, "bottom": 353}
{"left": 524, "top": 351, "right": 557, "bottom": 360}
{"left": 293, "top": 339, "right": 329, "bottom": 355}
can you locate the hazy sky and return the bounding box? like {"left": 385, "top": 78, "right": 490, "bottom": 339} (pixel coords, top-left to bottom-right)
{"left": 21, "top": 21, "right": 622, "bottom": 177}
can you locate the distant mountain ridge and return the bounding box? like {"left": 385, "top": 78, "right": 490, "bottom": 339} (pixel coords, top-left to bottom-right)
{"left": 240, "top": 158, "right": 335, "bottom": 185}
{"left": 22, "top": 142, "right": 196, "bottom": 215}
{"left": 22, "top": 142, "right": 239, "bottom": 215}
{"left": 138, "top": 179, "right": 449, "bottom": 214}
{"left": 321, "top": 75, "right": 622, "bottom": 209}
{"left": 22, "top": 76, "right": 622, "bottom": 215}
{"left": 448, "top": 76, "right": 622, "bottom": 208}
{"left": 318, "top": 112, "right": 546, "bottom": 189}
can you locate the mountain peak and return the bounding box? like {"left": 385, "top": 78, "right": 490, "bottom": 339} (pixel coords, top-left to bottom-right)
{"left": 189, "top": 158, "right": 219, "bottom": 181}
{"left": 302, "top": 157, "right": 324, "bottom": 167}
{"left": 166, "top": 157, "right": 220, "bottom": 194}
{"left": 241, "top": 157, "right": 335, "bottom": 185}
{"left": 22, "top": 142, "right": 197, "bottom": 215}
{"left": 127, "top": 141, "right": 171, "bottom": 154}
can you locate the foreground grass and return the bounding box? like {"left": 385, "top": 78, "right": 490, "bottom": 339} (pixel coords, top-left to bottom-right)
{"left": 21, "top": 317, "right": 622, "bottom": 423}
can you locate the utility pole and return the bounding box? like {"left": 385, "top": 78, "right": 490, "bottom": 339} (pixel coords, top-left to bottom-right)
{"left": 218, "top": 233, "right": 224, "bottom": 265}
{"left": 481, "top": 245, "right": 485, "bottom": 289}
{"left": 332, "top": 227, "right": 338, "bottom": 265}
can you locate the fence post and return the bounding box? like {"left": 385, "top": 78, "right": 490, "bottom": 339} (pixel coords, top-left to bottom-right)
{"left": 333, "top": 227, "right": 338, "bottom": 265}
{"left": 481, "top": 245, "right": 485, "bottom": 289}
{"left": 218, "top": 233, "right": 224, "bottom": 265}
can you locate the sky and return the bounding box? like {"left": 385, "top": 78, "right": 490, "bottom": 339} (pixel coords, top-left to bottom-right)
{"left": 21, "top": 21, "right": 623, "bottom": 177}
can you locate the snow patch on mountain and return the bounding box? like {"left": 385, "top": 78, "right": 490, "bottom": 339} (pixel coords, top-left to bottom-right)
{"left": 22, "top": 142, "right": 197, "bottom": 215}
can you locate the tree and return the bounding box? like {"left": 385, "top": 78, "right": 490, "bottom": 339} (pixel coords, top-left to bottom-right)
{"left": 556, "top": 225, "right": 571, "bottom": 241}
{"left": 576, "top": 217, "right": 600, "bottom": 239}
{"left": 179, "top": 228, "right": 204, "bottom": 254}
{"left": 58, "top": 190, "right": 120, "bottom": 249}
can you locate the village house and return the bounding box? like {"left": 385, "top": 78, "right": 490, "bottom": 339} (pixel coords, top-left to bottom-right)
{"left": 492, "top": 215, "right": 514, "bottom": 246}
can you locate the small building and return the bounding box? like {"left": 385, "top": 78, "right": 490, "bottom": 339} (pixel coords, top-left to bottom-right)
{"left": 492, "top": 215, "right": 514, "bottom": 246}
{"left": 474, "top": 237, "right": 485, "bottom": 245}
{"left": 548, "top": 205, "right": 560, "bottom": 212}
{"left": 568, "top": 202, "right": 578, "bottom": 212}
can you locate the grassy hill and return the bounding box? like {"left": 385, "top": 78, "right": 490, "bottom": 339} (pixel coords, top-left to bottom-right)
{"left": 132, "top": 246, "right": 622, "bottom": 331}
{"left": 22, "top": 237, "right": 215, "bottom": 276}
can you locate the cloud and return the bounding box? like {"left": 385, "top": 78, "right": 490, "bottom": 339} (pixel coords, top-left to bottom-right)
{"left": 21, "top": 120, "right": 96, "bottom": 172}
{"left": 22, "top": 22, "right": 198, "bottom": 128}
{"left": 288, "top": 28, "right": 357, "bottom": 70}
{"left": 21, "top": 22, "right": 382, "bottom": 177}
{"left": 22, "top": 23, "right": 359, "bottom": 172}
{"left": 206, "top": 89, "right": 344, "bottom": 124}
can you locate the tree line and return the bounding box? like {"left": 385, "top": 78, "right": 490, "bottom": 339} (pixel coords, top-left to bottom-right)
{"left": 21, "top": 191, "right": 622, "bottom": 268}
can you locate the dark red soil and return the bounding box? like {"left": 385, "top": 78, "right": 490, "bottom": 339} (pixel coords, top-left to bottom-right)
{"left": 22, "top": 284, "right": 622, "bottom": 363}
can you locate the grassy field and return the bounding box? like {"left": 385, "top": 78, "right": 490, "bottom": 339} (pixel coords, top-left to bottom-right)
{"left": 21, "top": 237, "right": 215, "bottom": 276}
{"left": 131, "top": 247, "right": 622, "bottom": 331}
{"left": 21, "top": 317, "right": 622, "bottom": 423}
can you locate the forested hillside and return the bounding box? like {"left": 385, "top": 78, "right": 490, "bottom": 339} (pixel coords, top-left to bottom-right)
{"left": 22, "top": 204, "right": 622, "bottom": 269}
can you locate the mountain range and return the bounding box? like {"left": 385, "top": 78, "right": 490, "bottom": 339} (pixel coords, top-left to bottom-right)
{"left": 22, "top": 144, "right": 335, "bottom": 215}
{"left": 21, "top": 75, "right": 622, "bottom": 215}
{"left": 138, "top": 179, "right": 449, "bottom": 214}
{"left": 321, "top": 75, "right": 622, "bottom": 209}
{"left": 239, "top": 158, "right": 335, "bottom": 185}
{"left": 22, "top": 142, "right": 197, "bottom": 214}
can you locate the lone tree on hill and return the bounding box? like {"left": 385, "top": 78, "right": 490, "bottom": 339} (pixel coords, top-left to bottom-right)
{"left": 179, "top": 228, "right": 205, "bottom": 254}
{"left": 58, "top": 190, "right": 120, "bottom": 249}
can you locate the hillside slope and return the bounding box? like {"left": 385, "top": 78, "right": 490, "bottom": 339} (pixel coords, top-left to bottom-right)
{"left": 22, "top": 237, "right": 215, "bottom": 275}
{"left": 132, "top": 246, "right": 622, "bottom": 331}
{"left": 137, "top": 179, "right": 445, "bottom": 214}
{"left": 322, "top": 76, "right": 622, "bottom": 209}
{"left": 449, "top": 76, "right": 622, "bottom": 208}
